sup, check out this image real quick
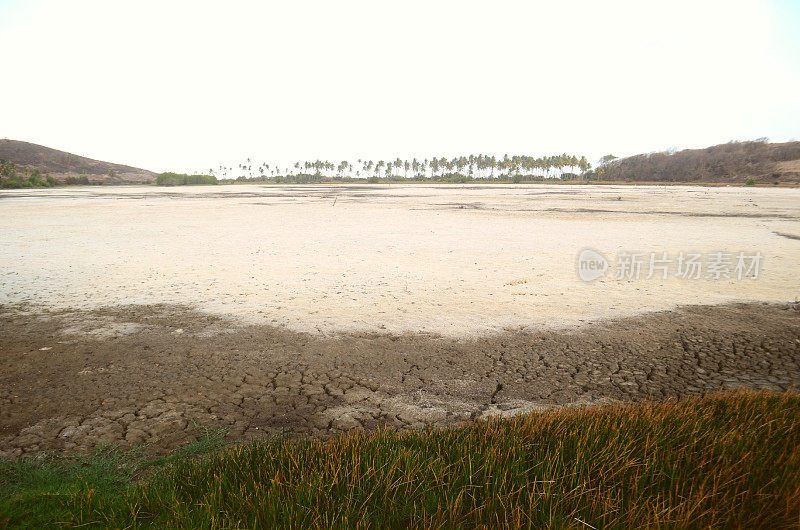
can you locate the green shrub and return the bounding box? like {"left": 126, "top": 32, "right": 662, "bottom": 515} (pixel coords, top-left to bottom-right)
{"left": 64, "top": 176, "right": 90, "bottom": 185}
{"left": 0, "top": 179, "right": 23, "bottom": 189}
{"left": 156, "top": 172, "right": 218, "bottom": 186}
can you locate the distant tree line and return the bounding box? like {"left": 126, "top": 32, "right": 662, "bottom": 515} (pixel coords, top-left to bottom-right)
{"left": 213, "top": 153, "right": 591, "bottom": 183}
{"left": 590, "top": 140, "right": 800, "bottom": 183}
{"left": 156, "top": 172, "right": 218, "bottom": 186}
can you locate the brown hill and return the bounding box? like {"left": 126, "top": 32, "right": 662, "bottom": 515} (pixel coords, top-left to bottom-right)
{"left": 597, "top": 140, "right": 800, "bottom": 184}
{"left": 0, "top": 140, "right": 157, "bottom": 184}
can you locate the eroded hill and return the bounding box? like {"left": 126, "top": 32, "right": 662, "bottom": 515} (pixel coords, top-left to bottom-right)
{"left": 597, "top": 140, "right": 800, "bottom": 184}
{"left": 0, "top": 139, "right": 157, "bottom": 184}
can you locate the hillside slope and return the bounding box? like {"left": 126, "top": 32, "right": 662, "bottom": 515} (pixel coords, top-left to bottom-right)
{"left": 598, "top": 140, "right": 800, "bottom": 184}
{"left": 0, "top": 140, "right": 157, "bottom": 184}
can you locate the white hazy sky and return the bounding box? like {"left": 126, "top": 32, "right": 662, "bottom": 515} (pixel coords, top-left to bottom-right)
{"left": 1, "top": 0, "right": 799, "bottom": 173}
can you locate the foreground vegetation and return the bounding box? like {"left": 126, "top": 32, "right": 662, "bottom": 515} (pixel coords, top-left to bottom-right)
{"left": 1, "top": 391, "right": 798, "bottom": 528}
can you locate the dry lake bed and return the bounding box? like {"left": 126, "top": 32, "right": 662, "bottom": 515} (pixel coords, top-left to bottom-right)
{"left": 1, "top": 184, "right": 799, "bottom": 456}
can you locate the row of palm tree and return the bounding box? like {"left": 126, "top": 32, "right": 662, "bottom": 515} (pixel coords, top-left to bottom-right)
{"left": 210, "top": 154, "right": 590, "bottom": 181}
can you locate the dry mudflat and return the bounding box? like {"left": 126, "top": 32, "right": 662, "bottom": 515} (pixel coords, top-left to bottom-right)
{"left": 0, "top": 302, "right": 798, "bottom": 457}
{"left": 2, "top": 183, "right": 799, "bottom": 335}
{"left": 1, "top": 184, "right": 799, "bottom": 456}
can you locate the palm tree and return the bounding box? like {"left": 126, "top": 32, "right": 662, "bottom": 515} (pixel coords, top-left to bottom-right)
{"left": 227, "top": 151, "right": 589, "bottom": 184}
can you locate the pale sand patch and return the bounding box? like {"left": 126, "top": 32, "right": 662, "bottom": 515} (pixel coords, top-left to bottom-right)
{"left": 1, "top": 183, "right": 799, "bottom": 336}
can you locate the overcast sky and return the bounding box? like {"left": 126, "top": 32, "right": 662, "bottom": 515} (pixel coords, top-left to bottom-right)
{"left": 1, "top": 0, "right": 799, "bottom": 173}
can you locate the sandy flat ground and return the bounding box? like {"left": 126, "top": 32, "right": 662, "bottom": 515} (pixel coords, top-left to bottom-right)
{"left": 1, "top": 184, "right": 799, "bottom": 336}
{"left": 1, "top": 183, "right": 800, "bottom": 456}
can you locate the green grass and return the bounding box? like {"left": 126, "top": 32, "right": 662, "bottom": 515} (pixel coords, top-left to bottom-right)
{"left": 2, "top": 391, "right": 799, "bottom": 528}
{"left": 0, "top": 425, "right": 227, "bottom": 528}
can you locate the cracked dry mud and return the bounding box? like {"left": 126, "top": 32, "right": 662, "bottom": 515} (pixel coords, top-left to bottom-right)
{"left": 1, "top": 302, "right": 799, "bottom": 458}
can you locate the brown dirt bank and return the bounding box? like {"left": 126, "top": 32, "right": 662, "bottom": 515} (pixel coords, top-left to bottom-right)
{"left": 1, "top": 302, "right": 799, "bottom": 458}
